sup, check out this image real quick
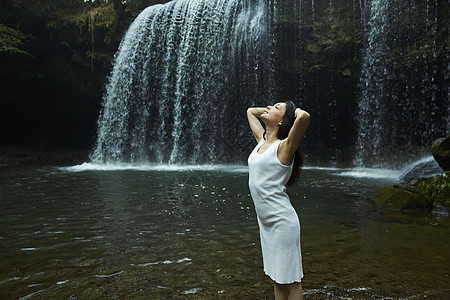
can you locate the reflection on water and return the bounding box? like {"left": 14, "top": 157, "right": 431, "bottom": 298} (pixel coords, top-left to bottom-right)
{"left": 0, "top": 165, "right": 448, "bottom": 299}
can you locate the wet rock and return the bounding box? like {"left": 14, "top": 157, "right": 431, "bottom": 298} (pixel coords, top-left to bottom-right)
{"left": 398, "top": 157, "right": 443, "bottom": 183}
{"left": 433, "top": 197, "right": 450, "bottom": 213}
{"left": 373, "top": 185, "right": 432, "bottom": 212}
{"left": 431, "top": 136, "right": 450, "bottom": 171}
{"left": 374, "top": 137, "right": 449, "bottom": 214}
{"left": 374, "top": 172, "right": 449, "bottom": 214}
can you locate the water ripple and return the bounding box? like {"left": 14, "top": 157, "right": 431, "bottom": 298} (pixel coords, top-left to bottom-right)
{"left": 93, "top": 271, "right": 124, "bottom": 278}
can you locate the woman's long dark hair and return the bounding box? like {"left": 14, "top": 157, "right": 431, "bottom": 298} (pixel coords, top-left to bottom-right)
{"left": 278, "top": 101, "right": 303, "bottom": 186}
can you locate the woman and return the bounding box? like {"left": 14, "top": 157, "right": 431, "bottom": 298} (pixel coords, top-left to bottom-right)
{"left": 247, "top": 101, "right": 310, "bottom": 300}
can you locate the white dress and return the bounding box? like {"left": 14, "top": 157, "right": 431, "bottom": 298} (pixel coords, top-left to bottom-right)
{"left": 248, "top": 139, "right": 303, "bottom": 284}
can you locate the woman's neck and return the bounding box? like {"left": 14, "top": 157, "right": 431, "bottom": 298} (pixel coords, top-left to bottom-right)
{"left": 265, "top": 127, "right": 279, "bottom": 143}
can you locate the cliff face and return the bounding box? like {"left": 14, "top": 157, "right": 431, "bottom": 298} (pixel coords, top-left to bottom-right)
{"left": 0, "top": 0, "right": 169, "bottom": 149}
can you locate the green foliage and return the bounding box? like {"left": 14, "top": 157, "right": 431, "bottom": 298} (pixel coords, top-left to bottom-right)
{"left": 418, "top": 172, "right": 450, "bottom": 208}
{"left": 78, "top": 4, "right": 120, "bottom": 44}
{"left": 0, "top": 24, "right": 32, "bottom": 56}
{"left": 307, "top": 64, "right": 324, "bottom": 72}
{"left": 341, "top": 68, "right": 351, "bottom": 76}
{"left": 307, "top": 7, "right": 359, "bottom": 54}
{"left": 302, "top": 6, "right": 362, "bottom": 78}
{"left": 76, "top": 4, "right": 121, "bottom": 71}
{"left": 124, "top": 0, "right": 172, "bottom": 11}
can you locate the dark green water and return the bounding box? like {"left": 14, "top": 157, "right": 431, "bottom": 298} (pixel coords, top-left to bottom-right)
{"left": 0, "top": 164, "right": 448, "bottom": 299}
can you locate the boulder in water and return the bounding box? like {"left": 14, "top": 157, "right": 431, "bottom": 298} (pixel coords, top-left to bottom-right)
{"left": 431, "top": 136, "right": 450, "bottom": 171}
{"left": 374, "top": 152, "right": 449, "bottom": 213}
{"left": 374, "top": 185, "right": 432, "bottom": 212}
{"left": 398, "top": 157, "right": 443, "bottom": 183}
{"left": 374, "top": 172, "right": 449, "bottom": 214}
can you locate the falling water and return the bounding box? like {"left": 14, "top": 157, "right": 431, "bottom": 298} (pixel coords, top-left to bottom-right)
{"left": 359, "top": 0, "right": 367, "bottom": 23}
{"left": 91, "top": 0, "right": 273, "bottom": 165}
{"left": 353, "top": 0, "right": 390, "bottom": 168}
{"left": 354, "top": 0, "right": 448, "bottom": 168}
{"left": 419, "top": 0, "right": 440, "bottom": 140}
{"left": 91, "top": 0, "right": 448, "bottom": 167}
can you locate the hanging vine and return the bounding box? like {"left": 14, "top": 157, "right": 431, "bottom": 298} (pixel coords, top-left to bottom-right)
{"left": 88, "top": 10, "right": 98, "bottom": 72}
{"left": 80, "top": 4, "right": 119, "bottom": 72}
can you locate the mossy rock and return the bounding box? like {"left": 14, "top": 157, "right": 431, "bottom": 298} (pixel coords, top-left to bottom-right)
{"left": 374, "top": 185, "right": 432, "bottom": 212}
{"left": 431, "top": 136, "right": 450, "bottom": 171}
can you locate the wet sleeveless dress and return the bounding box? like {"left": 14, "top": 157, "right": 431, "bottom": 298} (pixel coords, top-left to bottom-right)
{"left": 248, "top": 139, "right": 303, "bottom": 284}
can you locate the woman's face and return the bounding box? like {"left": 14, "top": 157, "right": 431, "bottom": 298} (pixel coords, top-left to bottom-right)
{"left": 260, "top": 102, "right": 286, "bottom": 125}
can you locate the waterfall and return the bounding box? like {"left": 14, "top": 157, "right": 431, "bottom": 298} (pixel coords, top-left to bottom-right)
{"left": 359, "top": 0, "right": 367, "bottom": 23}
{"left": 353, "top": 0, "right": 390, "bottom": 167}
{"left": 354, "top": 0, "right": 449, "bottom": 168}
{"left": 90, "top": 0, "right": 448, "bottom": 167}
{"left": 91, "top": 0, "right": 274, "bottom": 165}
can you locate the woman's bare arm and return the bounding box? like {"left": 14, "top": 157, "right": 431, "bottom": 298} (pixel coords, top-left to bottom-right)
{"left": 278, "top": 108, "right": 310, "bottom": 164}
{"left": 247, "top": 107, "right": 266, "bottom": 143}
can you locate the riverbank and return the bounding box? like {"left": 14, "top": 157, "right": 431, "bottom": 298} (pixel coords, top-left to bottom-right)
{"left": 0, "top": 146, "right": 89, "bottom": 167}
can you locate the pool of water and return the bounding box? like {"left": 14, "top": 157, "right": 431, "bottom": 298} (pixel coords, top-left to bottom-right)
{"left": 0, "top": 164, "right": 448, "bottom": 299}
